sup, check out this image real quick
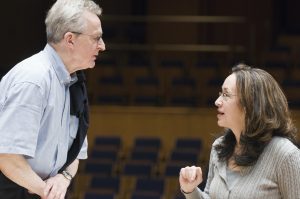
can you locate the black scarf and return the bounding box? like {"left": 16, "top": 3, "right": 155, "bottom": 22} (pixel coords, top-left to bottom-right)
{"left": 59, "top": 70, "right": 89, "bottom": 172}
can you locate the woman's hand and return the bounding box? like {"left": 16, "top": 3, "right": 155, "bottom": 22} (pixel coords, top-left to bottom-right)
{"left": 179, "top": 166, "right": 203, "bottom": 194}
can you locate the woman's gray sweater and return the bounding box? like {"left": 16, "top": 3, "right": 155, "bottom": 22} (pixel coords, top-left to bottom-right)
{"left": 184, "top": 137, "right": 300, "bottom": 199}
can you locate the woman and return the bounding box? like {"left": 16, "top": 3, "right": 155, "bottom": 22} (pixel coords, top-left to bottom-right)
{"left": 179, "top": 64, "right": 300, "bottom": 198}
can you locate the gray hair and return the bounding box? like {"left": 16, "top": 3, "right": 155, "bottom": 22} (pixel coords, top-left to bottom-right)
{"left": 45, "top": 0, "right": 102, "bottom": 43}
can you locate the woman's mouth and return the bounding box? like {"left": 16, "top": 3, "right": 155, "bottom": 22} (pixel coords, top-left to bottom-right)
{"left": 217, "top": 111, "right": 224, "bottom": 118}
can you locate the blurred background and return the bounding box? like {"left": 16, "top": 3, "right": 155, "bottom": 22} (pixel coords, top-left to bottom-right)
{"left": 1, "top": 0, "right": 300, "bottom": 198}
{"left": 1, "top": 0, "right": 300, "bottom": 108}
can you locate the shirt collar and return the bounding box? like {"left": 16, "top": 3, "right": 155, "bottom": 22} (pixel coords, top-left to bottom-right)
{"left": 44, "top": 44, "right": 77, "bottom": 86}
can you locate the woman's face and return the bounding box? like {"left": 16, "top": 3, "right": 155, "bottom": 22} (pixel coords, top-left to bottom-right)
{"left": 215, "top": 74, "right": 245, "bottom": 134}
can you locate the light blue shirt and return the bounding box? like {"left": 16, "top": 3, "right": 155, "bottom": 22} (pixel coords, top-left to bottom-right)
{"left": 0, "top": 44, "right": 88, "bottom": 179}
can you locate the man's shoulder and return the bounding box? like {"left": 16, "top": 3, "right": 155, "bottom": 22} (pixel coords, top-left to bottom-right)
{"left": 0, "top": 50, "right": 56, "bottom": 99}
{"left": 19, "top": 50, "right": 52, "bottom": 74}
{"left": 9, "top": 50, "right": 53, "bottom": 85}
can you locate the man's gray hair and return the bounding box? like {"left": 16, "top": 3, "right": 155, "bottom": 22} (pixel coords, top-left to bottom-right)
{"left": 45, "top": 0, "right": 102, "bottom": 43}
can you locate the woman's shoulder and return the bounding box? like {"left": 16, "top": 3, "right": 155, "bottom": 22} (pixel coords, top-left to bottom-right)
{"left": 267, "top": 137, "right": 299, "bottom": 158}
{"left": 265, "top": 137, "right": 300, "bottom": 176}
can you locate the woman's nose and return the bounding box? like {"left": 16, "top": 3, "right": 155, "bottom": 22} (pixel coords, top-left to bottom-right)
{"left": 215, "top": 96, "right": 222, "bottom": 107}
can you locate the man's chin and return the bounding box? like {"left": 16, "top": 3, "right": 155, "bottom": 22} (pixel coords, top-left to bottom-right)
{"left": 83, "top": 63, "right": 95, "bottom": 70}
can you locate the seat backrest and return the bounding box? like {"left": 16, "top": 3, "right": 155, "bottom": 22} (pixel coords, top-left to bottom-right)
{"left": 123, "top": 162, "right": 153, "bottom": 177}
{"left": 84, "top": 192, "right": 114, "bottom": 199}
{"left": 94, "top": 136, "right": 121, "bottom": 149}
{"left": 90, "top": 176, "right": 120, "bottom": 192}
{"left": 175, "top": 138, "right": 202, "bottom": 151}
{"left": 135, "top": 178, "right": 165, "bottom": 194}
{"left": 134, "top": 137, "right": 161, "bottom": 150}
{"left": 85, "top": 160, "right": 113, "bottom": 176}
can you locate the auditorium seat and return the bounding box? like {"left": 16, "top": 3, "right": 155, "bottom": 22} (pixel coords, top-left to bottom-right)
{"left": 260, "top": 45, "right": 292, "bottom": 84}
{"left": 89, "top": 146, "right": 119, "bottom": 161}
{"left": 85, "top": 136, "right": 122, "bottom": 176}
{"left": 85, "top": 175, "right": 122, "bottom": 199}
{"left": 169, "top": 150, "right": 199, "bottom": 165}
{"left": 129, "top": 149, "right": 159, "bottom": 164}
{"left": 133, "top": 137, "right": 162, "bottom": 151}
{"left": 164, "top": 162, "right": 187, "bottom": 177}
{"left": 133, "top": 177, "right": 165, "bottom": 195}
{"left": 82, "top": 191, "right": 115, "bottom": 199}
{"left": 85, "top": 62, "right": 118, "bottom": 104}
{"left": 122, "top": 161, "right": 154, "bottom": 177}
{"left": 130, "top": 194, "right": 162, "bottom": 199}
{"left": 94, "top": 136, "right": 122, "bottom": 149}
{"left": 128, "top": 52, "right": 151, "bottom": 67}
{"left": 189, "top": 60, "right": 219, "bottom": 88}
{"left": 90, "top": 176, "right": 120, "bottom": 193}
{"left": 157, "top": 59, "right": 185, "bottom": 94}
{"left": 263, "top": 61, "right": 289, "bottom": 84}
{"left": 122, "top": 64, "right": 151, "bottom": 94}
{"left": 260, "top": 45, "right": 291, "bottom": 67}
{"left": 120, "top": 161, "right": 156, "bottom": 196}
{"left": 132, "top": 75, "right": 162, "bottom": 106}
{"left": 168, "top": 76, "right": 198, "bottom": 107}
{"left": 84, "top": 160, "right": 115, "bottom": 176}
{"left": 175, "top": 138, "right": 203, "bottom": 152}
{"left": 97, "top": 75, "right": 128, "bottom": 105}
{"left": 163, "top": 138, "right": 202, "bottom": 176}
{"left": 123, "top": 137, "right": 162, "bottom": 167}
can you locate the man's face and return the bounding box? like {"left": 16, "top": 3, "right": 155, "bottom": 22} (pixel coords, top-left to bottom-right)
{"left": 72, "top": 11, "right": 105, "bottom": 71}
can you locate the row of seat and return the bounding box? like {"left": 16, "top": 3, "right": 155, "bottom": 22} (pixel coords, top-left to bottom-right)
{"left": 86, "top": 62, "right": 300, "bottom": 107}
{"left": 81, "top": 176, "right": 186, "bottom": 199}
{"left": 92, "top": 136, "right": 202, "bottom": 152}
{"left": 85, "top": 153, "right": 200, "bottom": 177}
{"left": 85, "top": 136, "right": 203, "bottom": 176}
{"left": 73, "top": 136, "right": 206, "bottom": 199}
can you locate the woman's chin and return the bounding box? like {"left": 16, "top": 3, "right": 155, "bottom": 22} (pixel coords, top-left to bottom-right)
{"left": 217, "top": 120, "right": 224, "bottom": 127}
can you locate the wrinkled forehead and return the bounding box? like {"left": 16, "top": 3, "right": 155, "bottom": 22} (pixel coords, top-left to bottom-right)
{"left": 82, "top": 11, "right": 102, "bottom": 34}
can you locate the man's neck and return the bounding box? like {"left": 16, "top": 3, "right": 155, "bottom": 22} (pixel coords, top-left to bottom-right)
{"left": 49, "top": 42, "right": 74, "bottom": 74}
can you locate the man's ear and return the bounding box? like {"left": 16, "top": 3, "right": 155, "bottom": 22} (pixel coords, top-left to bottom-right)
{"left": 64, "top": 32, "right": 75, "bottom": 47}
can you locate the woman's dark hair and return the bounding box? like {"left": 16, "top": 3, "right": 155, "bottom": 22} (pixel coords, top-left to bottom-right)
{"left": 215, "top": 64, "right": 297, "bottom": 166}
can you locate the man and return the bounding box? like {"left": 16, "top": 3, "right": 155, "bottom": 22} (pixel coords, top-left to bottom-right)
{"left": 0, "top": 0, "right": 105, "bottom": 198}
